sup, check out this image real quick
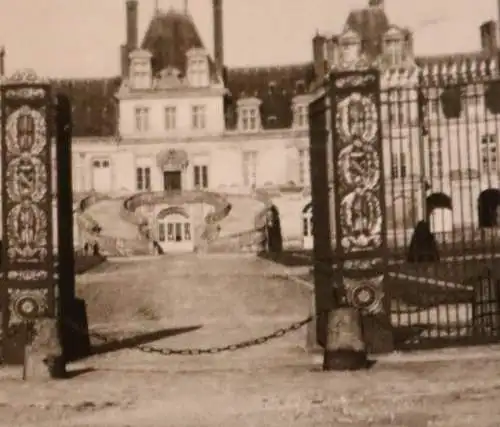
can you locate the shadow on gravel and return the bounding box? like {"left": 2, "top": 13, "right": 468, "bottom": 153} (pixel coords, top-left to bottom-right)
{"left": 64, "top": 367, "right": 97, "bottom": 379}
{"left": 88, "top": 325, "right": 203, "bottom": 358}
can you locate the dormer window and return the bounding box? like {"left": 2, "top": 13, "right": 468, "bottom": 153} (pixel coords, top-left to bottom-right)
{"left": 129, "top": 49, "right": 153, "bottom": 89}
{"left": 292, "top": 94, "right": 311, "bottom": 129}
{"left": 383, "top": 28, "right": 404, "bottom": 67}
{"left": 187, "top": 48, "right": 209, "bottom": 87}
{"left": 241, "top": 108, "right": 258, "bottom": 131}
{"left": 237, "top": 97, "right": 262, "bottom": 132}
{"left": 384, "top": 38, "right": 402, "bottom": 66}
{"left": 295, "top": 105, "right": 308, "bottom": 128}
{"left": 339, "top": 30, "right": 360, "bottom": 65}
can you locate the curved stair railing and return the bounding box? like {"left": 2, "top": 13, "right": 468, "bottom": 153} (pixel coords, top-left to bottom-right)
{"left": 75, "top": 192, "right": 151, "bottom": 257}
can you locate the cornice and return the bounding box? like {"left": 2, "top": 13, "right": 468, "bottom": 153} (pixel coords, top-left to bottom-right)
{"left": 116, "top": 85, "right": 227, "bottom": 100}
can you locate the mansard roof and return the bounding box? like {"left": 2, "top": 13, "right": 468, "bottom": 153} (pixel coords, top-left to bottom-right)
{"left": 50, "top": 76, "right": 121, "bottom": 137}
{"left": 141, "top": 8, "right": 218, "bottom": 82}
{"left": 46, "top": 63, "right": 315, "bottom": 138}
{"left": 225, "top": 63, "right": 315, "bottom": 130}
{"left": 44, "top": 3, "right": 500, "bottom": 139}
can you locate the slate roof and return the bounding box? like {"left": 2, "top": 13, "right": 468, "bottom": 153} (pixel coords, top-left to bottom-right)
{"left": 49, "top": 4, "right": 497, "bottom": 139}
{"left": 141, "top": 9, "right": 218, "bottom": 82}
{"left": 225, "top": 63, "right": 315, "bottom": 130}
{"left": 50, "top": 77, "right": 121, "bottom": 137}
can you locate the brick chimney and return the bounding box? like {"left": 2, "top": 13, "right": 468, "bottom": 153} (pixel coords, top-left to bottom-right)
{"left": 313, "top": 34, "right": 327, "bottom": 82}
{"left": 0, "top": 47, "right": 5, "bottom": 77}
{"left": 480, "top": 20, "right": 498, "bottom": 54}
{"left": 120, "top": 0, "right": 138, "bottom": 77}
{"left": 126, "top": 0, "right": 138, "bottom": 50}
{"left": 368, "top": 0, "right": 384, "bottom": 8}
{"left": 498, "top": 0, "right": 500, "bottom": 45}
{"left": 120, "top": 44, "right": 129, "bottom": 77}
{"left": 213, "top": 0, "right": 224, "bottom": 77}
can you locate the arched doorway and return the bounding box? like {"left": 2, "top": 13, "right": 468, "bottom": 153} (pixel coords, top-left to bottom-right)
{"left": 426, "top": 192, "right": 453, "bottom": 233}
{"left": 478, "top": 189, "right": 500, "bottom": 227}
{"left": 156, "top": 206, "right": 193, "bottom": 253}
{"left": 302, "top": 202, "right": 313, "bottom": 250}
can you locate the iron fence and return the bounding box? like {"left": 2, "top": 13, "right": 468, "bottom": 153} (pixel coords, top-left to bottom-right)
{"left": 309, "top": 68, "right": 500, "bottom": 351}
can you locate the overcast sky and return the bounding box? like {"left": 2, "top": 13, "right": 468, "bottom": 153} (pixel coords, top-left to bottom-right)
{"left": 0, "top": 0, "right": 496, "bottom": 78}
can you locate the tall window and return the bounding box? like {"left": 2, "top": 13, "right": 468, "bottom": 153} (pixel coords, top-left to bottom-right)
{"left": 481, "top": 134, "right": 497, "bottom": 173}
{"left": 136, "top": 166, "right": 151, "bottom": 191}
{"left": 391, "top": 152, "right": 407, "bottom": 179}
{"left": 294, "top": 105, "right": 308, "bottom": 128}
{"left": 242, "top": 151, "right": 258, "bottom": 188}
{"left": 191, "top": 105, "right": 206, "bottom": 130}
{"left": 193, "top": 165, "right": 209, "bottom": 189}
{"left": 466, "top": 89, "right": 482, "bottom": 117}
{"left": 298, "top": 148, "right": 310, "bottom": 186}
{"left": 164, "top": 106, "right": 176, "bottom": 130}
{"left": 389, "top": 95, "right": 406, "bottom": 125}
{"left": 429, "top": 138, "right": 443, "bottom": 178}
{"left": 428, "top": 97, "right": 441, "bottom": 118}
{"left": 384, "top": 38, "right": 403, "bottom": 66}
{"left": 134, "top": 107, "right": 149, "bottom": 132}
{"left": 240, "top": 107, "right": 258, "bottom": 131}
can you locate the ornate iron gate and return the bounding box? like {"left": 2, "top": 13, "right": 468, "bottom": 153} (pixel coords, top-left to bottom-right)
{"left": 310, "top": 66, "right": 500, "bottom": 351}
{"left": 0, "top": 70, "right": 79, "bottom": 365}
{"left": 0, "top": 71, "right": 56, "bottom": 363}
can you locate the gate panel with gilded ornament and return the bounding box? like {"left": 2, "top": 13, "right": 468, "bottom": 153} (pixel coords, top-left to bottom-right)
{"left": 328, "top": 69, "right": 393, "bottom": 353}
{"left": 0, "top": 70, "right": 55, "bottom": 364}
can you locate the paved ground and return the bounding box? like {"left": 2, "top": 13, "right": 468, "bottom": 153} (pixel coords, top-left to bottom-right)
{"left": 1, "top": 253, "right": 500, "bottom": 426}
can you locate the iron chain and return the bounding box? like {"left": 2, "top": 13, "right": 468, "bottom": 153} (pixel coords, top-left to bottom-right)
{"left": 64, "top": 314, "right": 315, "bottom": 357}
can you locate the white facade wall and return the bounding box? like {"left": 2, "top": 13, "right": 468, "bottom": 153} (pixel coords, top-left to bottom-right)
{"left": 118, "top": 92, "right": 226, "bottom": 138}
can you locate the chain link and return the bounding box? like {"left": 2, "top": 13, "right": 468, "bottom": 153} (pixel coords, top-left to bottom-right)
{"left": 64, "top": 314, "right": 316, "bottom": 356}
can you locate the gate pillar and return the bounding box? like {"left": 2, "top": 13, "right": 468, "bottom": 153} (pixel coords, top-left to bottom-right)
{"left": 328, "top": 69, "right": 393, "bottom": 354}
{"left": 0, "top": 70, "right": 60, "bottom": 371}
{"left": 0, "top": 69, "right": 87, "bottom": 376}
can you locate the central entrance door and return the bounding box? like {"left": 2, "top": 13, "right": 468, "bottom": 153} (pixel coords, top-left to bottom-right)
{"left": 163, "top": 171, "right": 181, "bottom": 191}
{"left": 156, "top": 207, "right": 194, "bottom": 253}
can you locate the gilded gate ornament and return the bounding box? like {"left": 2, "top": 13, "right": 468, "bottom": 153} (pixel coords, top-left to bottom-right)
{"left": 1, "top": 70, "right": 55, "bottom": 334}
{"left": 330, "top": 70, "right": 386, "bottom": 315}
{"left": 4, "top": 106, "right": 50, "bottom": 263}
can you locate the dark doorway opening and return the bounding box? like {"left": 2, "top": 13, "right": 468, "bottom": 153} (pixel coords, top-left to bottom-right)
{"left": 426, "top": 192, "right": 452, "bottom": 219}
{"left": 478, "top": 189, "right": 500, "bottom": 227}
{"left": 163, "top": 171, "right": 181, "bottom": 191}
{"left": 266, "top": 205, "right": 283, "bottom": 254}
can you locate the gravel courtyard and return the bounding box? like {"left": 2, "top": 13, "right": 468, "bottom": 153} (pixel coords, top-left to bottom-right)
{"left": 0, "top": 253, "right": 499, "bottom": 426}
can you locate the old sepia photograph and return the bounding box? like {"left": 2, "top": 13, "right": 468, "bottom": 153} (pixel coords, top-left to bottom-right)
{"left": 0, "top": 0, "right": 499, "bottom": 425}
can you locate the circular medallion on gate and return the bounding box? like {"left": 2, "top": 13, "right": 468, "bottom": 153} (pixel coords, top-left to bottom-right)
{"left": 13, "top": 294, "right": 40, "bottom": 319}
{"left": 351, "top": 285, "right": 377, "bottom": 310}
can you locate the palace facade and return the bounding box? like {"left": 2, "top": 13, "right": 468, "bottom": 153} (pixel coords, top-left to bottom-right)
{"left": 5, "top": 0, "right": 500, "bottom": 254}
